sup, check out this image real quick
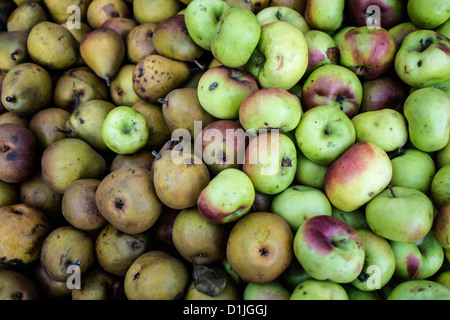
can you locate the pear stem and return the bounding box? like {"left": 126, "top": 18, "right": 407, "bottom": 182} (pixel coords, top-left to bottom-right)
{"left": 192, "top": 59, "right": 206, "bottom": 70}
{"left": 54, "top": 127, "right": 72, "bottom": 134}
{"left": 152, "top": 150, "right": 161, "bottom": 160}
{"left": 157, "top": 98, "right": 168, "bottom": 105}
{"left": 388, "top": 185, "right": 396, "bottom": 198}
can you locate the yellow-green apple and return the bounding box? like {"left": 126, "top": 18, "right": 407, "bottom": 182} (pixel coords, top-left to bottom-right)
{"left": 365, "top": 186, "right": 435, "bottom": 243}
{"left": 351, "top": 109, "right": 408, "bottom": 153}
{"left": 431, "top": 163, "right": 450, "bottom": 209}
{"left": 304, "top": 30, "right": 340, "bottom": 74}
{"left": 390, "top": 231, "right": 444, "bottom": 280}
{"left": 211, "top": 6, "right": 261, "bottom": 68}
{"left": 339, "top": 26, "right": 396, "bottom": 79}
{"left": 243, "top": 131, "right": 297, "bottom": 195}
{"left": 294, "top": 151, "right": 329, "bottom": 190}
{"left": 194, "top": 120, "right": 248, "bottom": 174}
{"left": 101, "top": 106, "right": 149, "bottom": 155}
{"left": 271, "top": 185, "right": 332, "bottom": 231}
{"left": 197, "top": 66, "right": 259, "bottom": 119}
{"left": 184, "top": 0, "right": 230, "bottom": 50}
{"left": 387, "top": 280, "right": 450, "bottom": 300}
{"left": 435, "top": 270, "right": 450, "bottom": 289}
{"left": 434, "top": 201, "right": 450, "bottom": 249}
{"left": 301, "top": 64, "right": 363, "bottom": 118}
{"left": 269, "top": 0, "right": 307, "bottom": 14}
{"left": 359, "top": 74, "right": 409, "bottom": 113}
{"left": 403, "top": 87, "right": 450, "bottom": 153}
{"left": 256, "top": 6, "right": 309, "bottom": 33}
{"left": 436, "top": 18, "right": 450, "bottom": 38}
{"left": 290, "top": 279, "right": 349, "bottom": 300}
{"left": 324, "top": 141, "right": 392, "bottom": 212}
{"left": 437, "top": 140, "right": 450, "bottom": 169}
{"left": 332, "top": 207, "right": 369, "bottom": 230}
{"left": 351, "top": 229, "right": 395, "bottom": 291}
{"left": 346, "top": 0, "right": 404, "bottom": 29}
{"left": 345, "top": 286, "right": 381, "bottom": 300}
{"left": 390, "top": 148, "right": 436, "bottom": 194}
{"left": 226, "top": 212, "right": 294, "bottom": 284}
{"left": 239, "top": 88, "right": 302, "bottom": 133}
{"left": 295, "top": 105, "right": 356, "bottom": 166}
{"left": 245, "top": 21, "right": 308, "bottom": 90}
{"left": 197, "top": 168, "right": 255, "bottom": 224}
{"left": 388, "top": 22, "right": 420, "bottom": 50}
{"left": 333, "top": 26, "right": 357, "bottom": 47}
{"left": 407, "top": 0, "right": 450, "bottom": 29}
{"left": 293, "top": 215, "right": 365, "bottom": 283}
{"left": 243, "top": 280, "right": 291, "bottom": 300}
{"left": 395, "top": 30, "right": 450, "bottom": 88}
{"left": 304, "top": 0, "right": 345, "bottom": 33}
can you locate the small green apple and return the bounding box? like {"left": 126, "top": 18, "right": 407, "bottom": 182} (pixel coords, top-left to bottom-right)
{"left": 407, "top": 0, "right": 450, "bottom": 29}
{"left": 304, "top": 0, "right": 345, "bottom": 33}
{"left": 294, "top": 151, "right": 329, "bottom": 190}
{"left": 243, "top": 280, "right": 291, "bottom": 300}
{"left": 256, "top": 6, "right": 309, "bottom": 33}
{"left": 436, "top": 18, "right": 450, "bottom": 38}
{"left": 436, "top": 139, "right": 450, "bottom": 169}
{"left": 290, "top": 279, "right": 348, "bottom": 300}
{"left": 387, "top": 280, "right": 450, "bottom": 300}
{"left": 101, "top": 106, "right": 149, "bottom": 154}
{"left": 431, "top": 163, "right": 450, "bottom": 209}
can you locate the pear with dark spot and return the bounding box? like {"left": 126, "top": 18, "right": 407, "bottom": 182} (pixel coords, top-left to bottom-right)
{"left": 0, "top": 31, "right": 29, "bottom": 72}
{"left": 0, "top": 269, "right": 39, "bottom": 300}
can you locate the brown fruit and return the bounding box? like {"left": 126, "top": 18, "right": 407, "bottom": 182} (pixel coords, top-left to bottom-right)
{"left": 86, "top": 0, "right": 130, "bottom": 29}
{"left": 0, "top": 111, "right": 29, "bottom": 127}
{"left": 126, "top": 23, "right": 157, "bottom": 64}
{"left": 101, "top": 17, "right": 137, "bottom": 41}
{"left": 72, "top": 268, "right": 126, "bottom": 300}
{"left": 29, "top": 107, "right": 71, "bottom": 149}
{"left": 32, "top": 263, "right": 72, "bottom": 299}
{"left": 0, "top": 31, "right": 29, "bottom": 72}
{"left": 0, "top": 269, "right": 39, "bottom": 300}
{"left": 110, "top": 149, "right": 155, "bottom": 172}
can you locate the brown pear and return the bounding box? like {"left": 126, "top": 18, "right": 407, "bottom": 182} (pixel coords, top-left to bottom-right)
{"left": 0, "top": 270, "right": 39, "bottom": 300}
{"left": 72, "top": 268, "right": 126, "bottom": 300}
{"left": 153, "top": 14, "right": 204, "bottom": 62}
{"left": 0, "top": 31, "right": 29, "bottom": 72}
{"left": 27, "top": 21, "right": 79, "bottom": 70}
{"left": 110, "top": 149, "right": 155, "bottom": 172}
{"left": 86, "top": 0, "right": 130, "bottom": 29}
{"left": 101, "top": 17, "right": 137, "bottom": 41}
{"left": 95, "top": 223, "right": 151, "bottom": 276}
{"left": 0, "top": 180, "right": 19, "bottom": 207}
{"left": 160, "top": 87, "right": 216, "bottom": 140}
{"left": 132, "top": 54, "right": 190, "bottom": 103}
{"left": 44, "top": 0, "right": 91, "bottom": 24}
{"left": 80, "top": 28, "right": 125, "bottom": 86}
{"left": 0, "top": 111, "right": 29, "bottom": 127}
{"left": 29, "top": 107, "right": 71, "bottom": 149}
{"left": 110, "top": 64, "right": 141, "bottom": 106}
{"left": 131, "top": 100, "right": 171, "bottom": 149}
{"left": 7, "top": 2, "right": 47, "bottom": 32}
{"left": 61, "top": 178, "right": 107, "bottom": 231}
{"left": 53, "top": 66, "right": 110, "bottom": 111}
{"left": 95, "top": 167, "right": 163, "bottom": 234}
{"left": 40, "top": 226, "right": 95, "bottom": 282}
{"left": 126, "top": 23, "right": 158, "bottom": 64}
{"left": 1, "top": 62, "right": 52, "bottom": 116}
{"left": 0, "top": 203, "right": 50, "bottom": 267}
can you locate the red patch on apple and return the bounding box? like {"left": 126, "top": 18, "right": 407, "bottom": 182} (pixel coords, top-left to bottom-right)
{"left": 406, "top": 253, "right": 420, "bottom": 278}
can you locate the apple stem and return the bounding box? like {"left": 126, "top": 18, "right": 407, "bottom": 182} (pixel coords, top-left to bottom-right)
{"left": 152, "top": 150, "right": 161, "bottom": 160}
{"left": 388, "top": 185, "right": 396, "bottom": 198}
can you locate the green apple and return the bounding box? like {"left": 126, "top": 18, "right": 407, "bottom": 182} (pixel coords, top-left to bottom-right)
{"left": 352, "top": 109, "right": 408, "bottom": 153}
{"left": 403, "top": 87, "right": 450, "bottom": 153}
{"left": 295, "top": 105, "right": 356, "bottom": 166}
{"left": 390, "top": 231, "right": 444, "bottom": 281}
{"left": 294, "top": 151, "right": 329, "bottom": 190}
{"left": 331, "top": 207, "right": 368, "bottom": 231}
{"left": 437, "top": 140, "right": 450, "bottom": 169}
{"left": 390, "top": 148, "right": 436, "bottom": 194}
{"left": 101, "top": 106, "right": 149, "bottom": 154}
{"left": 290, "top": 279, "right": 348, "bottom": 300}
{"left": 293, "top": 215, "right": 365, "bottom": 284}
{"left": 243, "top": 280, "right": 291, "bottom": 300}
{"left": 239, "top": 88, "right": 302, "bottom": 133}
{"left": 197, "top": 66, "right": 259, "bottom": 119}
{"left": 434, "top": 201, "right": 450, "bottom": 250}
{"left": 388, "top": 22, "right": 420, "bottom": 50}
{"left": 211, "top": 6, "right": 261, "bottom": 68}
{"left": 436, "top": 18, "right": 450, "bottom": 38}
{"left": 407, "top": 0, "right": 450, "bottom": 29}
{"left": 279, "top": 259, "right": 312, "bottom": 291}
{"left": 365, "top": 186, "right": 434, "bottom": 243}
{"left": 344, "top": 286, "right": 381, "bottom": 300}
{"left": 395, "top": 30, "right": 450, "bottom": 88}
{"left": 304, "top": 0, "right": 344, "bottom": 33}
{"left": 333, "top": 26, "right": 356, "bottom": 47}
{"left": 197, "top": 168, "right": 255, "bottom": 224}
{"left": 184, "top": 0, "right": 230, "bottom": 50}
{"left": 324, "top": 142, "right": 392, "bottom": 212}
{"left": 243, "top": 131, "right": 297, "bottom": 195}
{"left": 351, "top": 229, "right": 395, "bottom": 291}
{"left": 271, "top": 185, "right": 332, "bottom": 232}
{"left": 245, "top": 21, "right": 308, "bottom": 90}
{"left": 304, "top": 30, "right": 339, "bottom": 74}
{"left": 256, "top": 6, "right": 309, "bottom": 33}
{"left": 431, "top": 163, "right": 450, "bottom": 209}
{"left": 435, "top": 270, "right": 450, "bottom": 289}
{"left": 387, "top": 280, "right": 450, "bottom": 300}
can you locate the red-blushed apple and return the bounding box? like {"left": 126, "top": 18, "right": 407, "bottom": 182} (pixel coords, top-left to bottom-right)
{"left": 339, "top": 26, "right": 396, "bottom": 79}
{"left": 304, "top": 30, "right": 340, "bottom": 75}
{"left": 434, "top": 201, "right": 450, "bottom": 250}
{"left": 301, "top": 64, "right": 363, "bottom": 118}
{"left": 293, "top": 215, "right": 365, "bottom": 283}
{"left": 346, "top": 0, "right": 404, "bottom": 29}
{"left": 324, "top": 141, "right": 392, "bottom": 212}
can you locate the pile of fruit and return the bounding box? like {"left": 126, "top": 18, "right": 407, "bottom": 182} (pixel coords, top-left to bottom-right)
{"left": 0, "top": 0, "right": 449, "bottom": 301}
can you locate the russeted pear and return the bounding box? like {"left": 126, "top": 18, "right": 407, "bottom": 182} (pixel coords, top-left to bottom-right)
{"left": 126, "top": 23, "right": 158, "bottom": 64}
{"left": 53, "top": 67, "right": 110, "bottom": 110}
{"left": 41, "top": 138, "right": 107, "bottom": 194}
{"left": 72, "top": 268, "right": 126, "bottom": 300}
{"left": 132, "top": 54, "right": 190, "bottom": 103}
{"left": 0, "top": 31, "right": 29, "bottom": 72}
{"left": 60, "top": 99, "right": 116, "bottom": 152}
{"left": 160, "top": 87, "right": 216, "bottom": 139}
{"left": 27, "top": 21, "right": 80, "bottom": 70}
{"left": 86, "top": 0, "right": 130, "bottom": 29}
{"left": 7, "top": 2, "right": 47, "bottom": 32}
{"left": 80, "top": 28, "right": 125, "bottom": 86}
{"left": 153, "top": 14, "right": 204, "bottom": 62}
{"left": 29, "top": 107, "right": 71, "bottom": 149}
{"left": 1, "top": 63, "right": 52, "bottom": 116}
{"left": 44, "top": 0, "right": 91, "bottom": 24}
{"left": 110, "top": 64, "right": 141, "bottom": 106}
